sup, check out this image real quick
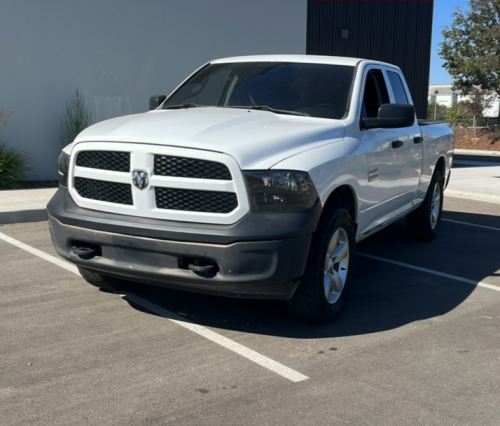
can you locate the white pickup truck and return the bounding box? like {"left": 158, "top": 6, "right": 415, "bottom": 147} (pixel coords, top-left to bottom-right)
{"left": 48, "top": 55, "right": 454, "bottom": 323}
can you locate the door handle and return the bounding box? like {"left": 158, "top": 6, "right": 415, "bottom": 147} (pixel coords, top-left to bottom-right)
{"left": 392, "top": 140, "right": 404, "bottom": 149}
{"left": 414, "top": 136, "right": 423, "bottom": 144}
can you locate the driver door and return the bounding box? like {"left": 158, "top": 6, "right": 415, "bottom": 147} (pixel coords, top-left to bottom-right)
{"left": 358, "top": 67, "right": 420, "bottom": 228}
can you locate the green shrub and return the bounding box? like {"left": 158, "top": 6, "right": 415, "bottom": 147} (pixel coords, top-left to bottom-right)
{"left": 447, "top": 102, "right": 473, "bottom": 127}
{"left": 427, "top": 101, "right": 449, "bottom": 121}
{"left": 0, "top": 109, "right": 14, "bottom": 132}
{"left": 0, "top": 109, "right": 31, "bottom": 189}
{"left": 60, "top": 89, "right": 92, "bottom": 146}
{"left": 0, "top": 143, "right": 32, "bottom": 189}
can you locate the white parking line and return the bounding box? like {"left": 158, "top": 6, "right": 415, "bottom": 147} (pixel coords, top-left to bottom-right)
{"left": 123, "top": 293, "right": 308, "bottom": 382}
{"left": 358, "top": 252, "right": 500, "bottom": 292}
{"left": 0, "top": 231, "right": 308, "bottom": 383}
{"left": 442, "top": 218, "right": 500, "bottom": 232}
{"left": 0, "top": 231, "right": 79, "bottom": 274}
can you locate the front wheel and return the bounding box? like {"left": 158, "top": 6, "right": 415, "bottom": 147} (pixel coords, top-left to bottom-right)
{"left": 406, "top": 169, "right": 444, "bottom": 241}
{"left": 287, "top": 208, "right": 356, "bottom": 323}
{"left": 78, "top": 267, "right": 130, "bottom": 291}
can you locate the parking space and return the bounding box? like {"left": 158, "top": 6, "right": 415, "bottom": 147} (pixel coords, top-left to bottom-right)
{"left": 1, "top": 196, "right": 499, "bottom": 426}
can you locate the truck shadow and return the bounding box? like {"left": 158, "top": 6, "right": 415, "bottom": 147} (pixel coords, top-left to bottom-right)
{"left": 120, "top": 209, "right": 499, "bottom": 339}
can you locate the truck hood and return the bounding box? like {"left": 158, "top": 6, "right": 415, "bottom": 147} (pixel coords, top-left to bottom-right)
{"left": 74, "top": 107, "right": 346, "bottom": 169}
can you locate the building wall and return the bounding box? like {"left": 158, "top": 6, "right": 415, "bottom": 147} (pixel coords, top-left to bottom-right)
{"left": 0, "top": 0, "right": 307, "bottom": 180}
{"left": 306, "top": 0, "right": 434, "bottom": 119}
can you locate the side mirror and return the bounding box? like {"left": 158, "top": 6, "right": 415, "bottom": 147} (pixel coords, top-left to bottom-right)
{"left": 362, "top": 103, "right": 415, "bottom": 129}
{"left": 149, "top": 95, "right": 166, "bottom": 110}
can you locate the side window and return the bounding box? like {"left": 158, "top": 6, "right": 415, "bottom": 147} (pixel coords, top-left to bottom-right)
{"left": 361, "top": 69, "right": 390, "bottom": 118}
{"left": 387, "top": 71, "right": 409, "bottom": 104}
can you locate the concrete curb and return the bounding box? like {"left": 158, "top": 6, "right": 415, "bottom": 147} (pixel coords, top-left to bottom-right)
{"left": 453, "top": 159, "right": 500, "bottom": 167}
{"left": 0, "top": 208, "right": 48, "bottom": 225}
{"left": 453, "top": 149, "right": 500, "bottom": 167}
{"left": 454, "top": 149, "right": 500, "bottom": 156}
{"left": 445, "top": 188, "right": 500, "bottom": 205}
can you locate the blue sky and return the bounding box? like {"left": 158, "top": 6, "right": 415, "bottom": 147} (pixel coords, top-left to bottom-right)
{"left": 430, "top": 0, "right": 470, "bottom": 85}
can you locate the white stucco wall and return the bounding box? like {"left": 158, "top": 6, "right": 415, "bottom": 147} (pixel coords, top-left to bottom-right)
{"left": 0, "top": 0, "right": 307, "bottom": 180}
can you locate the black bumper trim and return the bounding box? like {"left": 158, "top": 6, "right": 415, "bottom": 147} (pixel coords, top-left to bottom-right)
{"left": 48, "top": 214, "right": 310, "bottom": 299}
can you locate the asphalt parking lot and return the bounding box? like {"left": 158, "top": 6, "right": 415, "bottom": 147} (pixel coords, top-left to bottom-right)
{"left": 1, "top": 196, "right": 499, "bottom": 426}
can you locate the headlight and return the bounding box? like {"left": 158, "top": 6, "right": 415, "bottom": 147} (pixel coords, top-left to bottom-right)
{"left": 57, "top": 151, "right": 70, "bottom": 188}
{"left": 244, "top": 170, "right": 318, "bottom": 210}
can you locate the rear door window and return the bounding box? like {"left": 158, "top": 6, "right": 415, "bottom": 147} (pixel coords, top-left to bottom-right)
{"left": 387, "top": 71, "right": 409, "bottom": 104}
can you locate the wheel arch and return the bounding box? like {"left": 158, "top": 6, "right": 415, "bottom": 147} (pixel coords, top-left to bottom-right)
{"left": 321, "top": 185, "right": 358, "bottom": 225}
{"left": 435, "top": 155, "right": 446, "bottom": 177}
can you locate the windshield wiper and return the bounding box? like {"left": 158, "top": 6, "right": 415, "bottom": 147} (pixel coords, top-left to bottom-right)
{"left": 229, "top": 105, "right": 309, "bottom": 117}
{"left": 163, "top": 103, "right": 200, "bottom": 110}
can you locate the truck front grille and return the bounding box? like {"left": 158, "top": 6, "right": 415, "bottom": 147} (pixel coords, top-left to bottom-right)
{"left": 76, "top": 151, "right": 130, "bottom": 172}
{"left": 74, "top": 177, "right": 133, "bottom": 205}
{"left": 154, "top": 155, "right": 232, "bottom": 180}
{"left": 155, "top": 187, "right": 238, "bottom": 213}
{"left": 70, "top": 143, "right": 248, "bottom": 224}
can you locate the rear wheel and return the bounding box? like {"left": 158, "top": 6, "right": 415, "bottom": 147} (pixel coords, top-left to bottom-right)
{"left": 406, "top": 169, "right": 444, "bottom": 241}
{"left": 287, "top": 208, "right": 355, "bottom": 323}
{"left": 78, "top": 267, "right": 129, "bottom": 291}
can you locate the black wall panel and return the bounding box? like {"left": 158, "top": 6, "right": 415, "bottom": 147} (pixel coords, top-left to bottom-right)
{"left": 307, "top": 0, "right": 434, "bottom": 118}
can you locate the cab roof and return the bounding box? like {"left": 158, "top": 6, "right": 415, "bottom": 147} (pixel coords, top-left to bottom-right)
{"left": 210, "top": 54, "right": 396, "bottom": 69}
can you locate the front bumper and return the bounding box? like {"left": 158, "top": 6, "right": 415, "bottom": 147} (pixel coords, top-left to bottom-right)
{"left": 47, "top": 189, "right": 320, "bottom": 299}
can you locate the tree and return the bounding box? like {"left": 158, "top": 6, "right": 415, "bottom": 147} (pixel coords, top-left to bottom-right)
{"left": 439, "top": 0, "right": 500, "bottom": 98}
{"left": 447, "top": 102, "right": 473, "bottom": 127}
{"left": 427, "top": 101, "right": 449, "bottom": 121}
{"left": 462, "top": 87, "right": 495, "bottom": 117}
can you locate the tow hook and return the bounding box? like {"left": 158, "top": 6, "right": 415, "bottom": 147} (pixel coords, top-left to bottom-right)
{"left": 71, "top": 242, "right": 101, "bottom": 260}
{"left": 179, "top": 257, "right": 219, "bottom": 276}
{"left": 188, "top": 263, "right": 217, "bottom": 273}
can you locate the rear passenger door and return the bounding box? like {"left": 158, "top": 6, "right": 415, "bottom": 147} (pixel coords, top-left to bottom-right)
{"left": 385, "top": 70, "right": 423, "bottom": 196}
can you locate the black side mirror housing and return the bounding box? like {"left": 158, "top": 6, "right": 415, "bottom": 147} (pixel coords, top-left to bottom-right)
{"left": 362, "top": 103, "right": 415, "bottom": 129}
{"left": 149, "top": 95, "right": 166, "bottom": 110}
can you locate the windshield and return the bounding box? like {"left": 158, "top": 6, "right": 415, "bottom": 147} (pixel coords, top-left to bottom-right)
{"left": 163, "top": 62, "right": 355, "bottom": 119}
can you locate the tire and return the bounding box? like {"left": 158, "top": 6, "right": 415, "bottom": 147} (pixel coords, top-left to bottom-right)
{"left": 287, "top": 208, "right": 356, "bottom": 323}
{"left": 78, "top": 266, "right": 129, "bottom": 291}
{"left": 406, "top": 168, "right": 444, "bottom": 242}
